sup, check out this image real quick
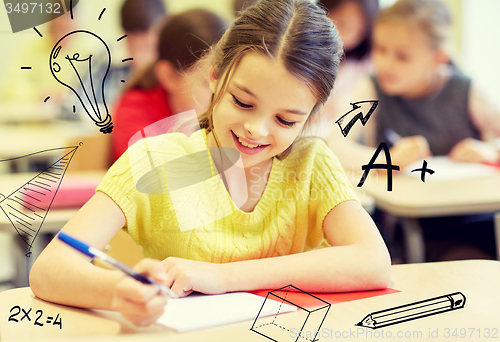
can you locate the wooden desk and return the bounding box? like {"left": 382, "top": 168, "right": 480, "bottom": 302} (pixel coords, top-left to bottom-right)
{"left": 361, "top": 173, "right": 500, "bottom": 263}
{"left": 0, "top": 171, "right": 106, "bottom": 287}
{"left": 1, "top": 260, "right": 499, "bottom": 341}
{"left": 361, "top": 174, "right": 500, "bottom": 218}
{"left": 0, "top": 121, "right": 100, "bottom": 172}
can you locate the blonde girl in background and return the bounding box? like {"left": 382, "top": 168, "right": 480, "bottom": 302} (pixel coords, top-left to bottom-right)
{"left": 111, "top": 9, "right": 228, "bottom": 162}
{"left": 317, "top": 0, "right": 379, "bottom": 128}
{"left": 330, "top": 0, "right": 500, "bottom": 262}
{"left": 30, "top": 0, "right": 391, "bottom": 327}
{"left": 329, "top": 0, "right": 500, "bottom": 169}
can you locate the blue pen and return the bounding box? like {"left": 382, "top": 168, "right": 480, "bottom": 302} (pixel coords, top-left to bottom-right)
{"left": 384, "top": 129, "right": 402, "bottom": 146}
{"left": 58, "top": 231, "right": 177, "bottom": 298}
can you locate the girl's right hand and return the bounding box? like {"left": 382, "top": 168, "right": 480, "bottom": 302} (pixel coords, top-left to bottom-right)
{"left": 111, "top": 258, "right": 169, "bottom": 327}
{"left": 390, "top": 135, "right": 432, "bottom": 169}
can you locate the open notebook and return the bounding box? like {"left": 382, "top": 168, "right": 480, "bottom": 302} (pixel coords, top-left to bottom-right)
{"left": 156, "top": 292, "right": 297, "bottom": 333}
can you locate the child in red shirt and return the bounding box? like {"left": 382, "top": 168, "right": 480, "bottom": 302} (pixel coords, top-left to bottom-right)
{"left": 111, "top": 9, "right": 228, "bottom": 162}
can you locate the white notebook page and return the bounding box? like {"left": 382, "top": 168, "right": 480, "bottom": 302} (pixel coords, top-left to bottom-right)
{"left": 156, "top": 292, "right": 297, "bottom": 333}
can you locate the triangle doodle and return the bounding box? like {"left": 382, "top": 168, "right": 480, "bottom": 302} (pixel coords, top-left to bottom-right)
{"left": 0, "top": 146, "right": 79, "bottom": 256}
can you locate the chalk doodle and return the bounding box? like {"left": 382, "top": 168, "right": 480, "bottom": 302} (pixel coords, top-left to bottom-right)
{"left": 358, "top": 142, "right": 400, "bottom": 191}
{"left": 8, "top": 305, "right": 63, "bottom": 329}
{"left": 411, "top": 160, "right": 435, "bottom": 182}
{"left": 11, "top": 1, "right": 133, "bottom": 134}
{"left": 49, "top": 30, "right": 114, "bottom": 134}
{"left": 0, "top": 146, "right": 79, "bottom": 257}
{"left": 336, "top": 100, "right": 379, "bottom": 138}
{"left": 251, "top": 285, "right": 330, "bottom": 342}
{"left": 356, "top": 292, "right": 466, "bottom": 329}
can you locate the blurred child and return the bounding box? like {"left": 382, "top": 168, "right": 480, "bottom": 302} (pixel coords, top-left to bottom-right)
{"left": 111, "top": 9, "right": 228, "bottom": 162}
{"left": 319, "top": 0, "right": 379, "bottom": 97}
{"left": 30, "top": 0, "right": 390, "bottom": 327}
{"left": 0, "top": 13, "right": 76, "bottom": 105}
{"left": 80, "top": 0, "right": 168, "bottom": 117}
{"left": 330, "top": 0, "right": 500, "bottom": 169}
{"left": 331, "top": 0, "right": 500, "bottom": 261}
{"left": 310, "top": 0, "right": 378, "bottom": 138}
{"left": 120, "top": 0, "right": 167, "bottom": 72}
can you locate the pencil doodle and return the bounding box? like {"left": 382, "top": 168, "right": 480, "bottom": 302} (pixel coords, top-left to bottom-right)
{"left": 411, "top": 160, "right": 435, "bottom": 182}
{"left": 336, "top": 100, "right": 379, "bottom": 138}
{"left": 0, "top": 146, "right": 79, "bottom": 257}
{"left": 251, "top": 285, "right": 330, "bottom": 342}
{"left": 358, "top": 142, "right": 400, "bottom": 191}
{"left": 356, "top": 292, "right": 466, "bottom": 329}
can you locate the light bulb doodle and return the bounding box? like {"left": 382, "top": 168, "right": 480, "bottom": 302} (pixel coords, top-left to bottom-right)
{"left": 50, "top": 30, "right": 114, "bottom": 134}
{"left": 34, "top": 27, "right": 43, "bottom": 38}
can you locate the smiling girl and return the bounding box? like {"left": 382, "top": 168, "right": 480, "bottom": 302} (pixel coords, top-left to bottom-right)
{"left": 30, "top": 0, "right": 390, "bottom": 327}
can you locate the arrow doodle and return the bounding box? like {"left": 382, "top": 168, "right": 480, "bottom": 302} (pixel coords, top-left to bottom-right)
{"left": 336, "top": 100, "right": 379, "bottom": 138}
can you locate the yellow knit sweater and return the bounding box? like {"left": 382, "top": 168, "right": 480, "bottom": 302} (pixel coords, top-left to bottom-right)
{"left": 97, "top": 129, "right": 357, "bottom": 262}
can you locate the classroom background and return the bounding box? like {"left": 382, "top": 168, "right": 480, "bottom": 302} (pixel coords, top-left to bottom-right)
{"left": 0, "top": 0, "right": 499, "bottom": 291}
{"left": 0, "top": 0, "right": 499, "bottom": 97}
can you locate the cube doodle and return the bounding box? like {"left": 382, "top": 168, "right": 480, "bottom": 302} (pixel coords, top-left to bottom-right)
{"left": 251, "top": 285, "right": 331, "bottom": 342}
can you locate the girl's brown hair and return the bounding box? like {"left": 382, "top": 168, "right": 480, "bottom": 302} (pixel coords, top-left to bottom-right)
{"left": 318, "top": 0, "right": 379, "bottom": 60}
{"left": 198, "top": 0, "right": 343, "bottom": 159}
{"left": 128, "top": 9, "right": 228, "bottom": 91}
{"left": 120, "top": 0, "right": 167, "bottom": 33}
{"left": 376, "top": 0, "right": 451, "bottom": 50}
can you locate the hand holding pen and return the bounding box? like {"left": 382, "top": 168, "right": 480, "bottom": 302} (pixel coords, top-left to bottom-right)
{"left": 384, "top": 129, "right": 432, "bottom": 168}
{"left": 58, "top": 232, "right": 177, "bottom": 326}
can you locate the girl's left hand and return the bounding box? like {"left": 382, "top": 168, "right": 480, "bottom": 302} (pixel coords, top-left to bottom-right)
{"left": 161, "top": 257, "right": 229, "bottom": 297}
{"left": 449, "top": 138, "right": 499, "bottom": 163}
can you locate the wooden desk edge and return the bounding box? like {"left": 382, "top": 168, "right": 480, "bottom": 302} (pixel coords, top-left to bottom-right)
{"left": 2, "top": 260, "right": 500, "bottom": 342}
